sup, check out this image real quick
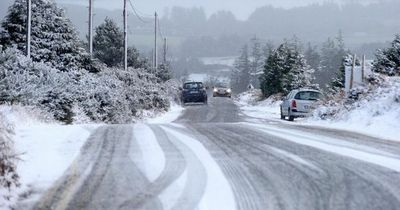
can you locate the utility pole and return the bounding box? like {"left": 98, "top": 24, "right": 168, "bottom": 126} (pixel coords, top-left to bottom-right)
{"left": 350, "top": 54, "right": 356, "bottom": 90}
{"left": 362, "top": 54, "right": 366, "bottom": 83}
{"left": 88, "top": 0, "right": 93, "bottom": 58}
{"left": 163, "top": 37, "right": 167, "bottom": 64}
{"left": 123, "top": 0, "right": 128, "bottom": 71}
{"left": 154, "top": 12, "right": 158, "bottom": 70}
{"left": 26, "top": 0, "right": 31, "bottom": 58}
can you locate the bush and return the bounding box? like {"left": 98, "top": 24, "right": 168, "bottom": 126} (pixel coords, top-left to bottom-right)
{"left": 0, "top": 113, "right": 19, "bottom": 206}
{"left": 0, "top": 48, "right": 174, "bottom": 124}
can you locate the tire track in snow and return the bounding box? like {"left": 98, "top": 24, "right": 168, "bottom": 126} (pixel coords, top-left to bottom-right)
{"left": 119, "top": 125, "right": 190, "bottom": 209}
{"left": 162, "top": 125, "right": 236, "bottom": 210}
{"left": 157, "top": 125, "right": 208, "bottom": 210}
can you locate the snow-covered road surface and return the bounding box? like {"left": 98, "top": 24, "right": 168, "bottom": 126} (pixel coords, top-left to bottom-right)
{"left": 20, "top": 97, "right": 400, "bottom": 210}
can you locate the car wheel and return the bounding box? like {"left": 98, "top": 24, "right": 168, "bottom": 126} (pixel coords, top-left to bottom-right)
{"left": 280, "top": 107, "right": 285, "bottom": 119}
{"left": 288, "top": 108, "right": 294, "bottom": 121}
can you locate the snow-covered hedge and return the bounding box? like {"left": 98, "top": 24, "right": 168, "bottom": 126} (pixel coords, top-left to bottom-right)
{"left": 0, "top": 48, "right": 172, "bottom": 124}
{"left": 0, "top": 113, "right": 19, "bottom": 208}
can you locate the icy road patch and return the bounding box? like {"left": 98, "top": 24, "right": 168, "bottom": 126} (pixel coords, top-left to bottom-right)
{"left": 162, "top": 126, "right": 237, "bottom": 210}
{"left": 246, "top": 123, "right": 400, "bottom": 173}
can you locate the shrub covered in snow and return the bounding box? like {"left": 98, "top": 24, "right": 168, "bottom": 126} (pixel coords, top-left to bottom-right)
{"left": 0, "top": 48, "right": 173, "bottom": 124}
{"left": 0, "top": 113, "right": 19, "bottom": 208}
{"left": 312, "top": 74, "right": 400, "bottom": 130}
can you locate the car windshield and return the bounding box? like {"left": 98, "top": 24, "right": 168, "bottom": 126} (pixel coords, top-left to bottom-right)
{"left": 184, "top": 82, "right": 203, "bottom": 89}
{"left": 215, "top": 83, "right": 228, "bottom": 88}
{"left": 295, "top": 91, "right": 321, "bottom": 100}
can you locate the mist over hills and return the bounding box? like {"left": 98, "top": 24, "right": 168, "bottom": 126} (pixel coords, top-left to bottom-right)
{"left": 1, "top": 0, "right": 399, "bottom": 58}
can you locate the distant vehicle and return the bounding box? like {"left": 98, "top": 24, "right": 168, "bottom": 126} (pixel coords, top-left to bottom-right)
{"left": 181, "top": 82, "right": 208, "bottom": 105}
{"left": 280, "top": 89, "right": 322, "bottom": 121}
{"left": 213, "top": 84, "right": 232, "bottom": 98}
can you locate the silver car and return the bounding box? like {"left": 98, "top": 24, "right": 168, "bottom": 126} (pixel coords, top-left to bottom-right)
{"left": 280, "top": 89, "right": 322, "bottom": 121}
{"left": 213, "top": 85, "right": 232, "bottom": 98}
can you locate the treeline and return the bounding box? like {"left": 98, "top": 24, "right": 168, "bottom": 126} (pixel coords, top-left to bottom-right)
{"left": 2, "top": 1, "right": 397, "bottom": 58}
{"left": 0, "top": 0, "right": 172, "bottom": 124}
{"left": 160, "top": 2, "right": 400, "bottom": 57}
{"left": 232, "top": 33, "right": 400, "bottom": 97}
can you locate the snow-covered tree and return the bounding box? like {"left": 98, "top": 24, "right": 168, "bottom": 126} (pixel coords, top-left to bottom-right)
{"left": 93, "top": 18, "right": 124, "bottom": 67}
{"left": 263, "top": 41, "right": 275, "bottom": 60}
{"left": 156, "top": 63, "right": 172, "bottom": 83}
{"left": 250, "top": 37, "right": 264, "bottom": 88}
{"left": 93, "top": 18, "right": 147, "bottom": 69}
{"left": 128, "top": 47, "right": 149, "bottom": 69}
{"left": 316, "top": 32, "right": 348, "bottom": 87}
{"left": 0, "top": 113, "right": 19, "bottom": 205}
{"left": 373, "top": 34, "right": 400, "bottom": 76}
{"left": 231, "top": 45, "right": 251, "bottom": 92}
{"left": 0, "top": 0, "right": 89, "bottom": 71}
{"left": 259, "top": 48, "right": 283, "bottom": 97}
{"left": 304, "top": 42, "right": 321, "bottom": 72}
{"left": 260, "top": 40, "right": 314, "bottom": 97}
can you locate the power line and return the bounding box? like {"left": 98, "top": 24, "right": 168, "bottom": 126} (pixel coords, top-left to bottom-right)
{"left": 127, "top": 0, "right": 152, "bottom": 23}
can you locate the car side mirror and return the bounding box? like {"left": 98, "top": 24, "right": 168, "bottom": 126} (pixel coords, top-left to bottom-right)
{"left": 179, "top": 87, "right": 183, "bottom": 91}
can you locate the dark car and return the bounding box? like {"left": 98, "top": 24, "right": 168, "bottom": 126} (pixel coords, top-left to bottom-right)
{"left": 181, "top": 82, "right": 208, "bottom": 105}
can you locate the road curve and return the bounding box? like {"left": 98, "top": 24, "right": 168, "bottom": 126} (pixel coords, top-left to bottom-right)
{"left": 29, "top": 96, "right": 400, "bottom": 210}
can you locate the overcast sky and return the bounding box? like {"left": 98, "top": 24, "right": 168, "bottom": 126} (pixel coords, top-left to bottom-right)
{"left": 58, "top": 0, "right": 379, "bottom": 20}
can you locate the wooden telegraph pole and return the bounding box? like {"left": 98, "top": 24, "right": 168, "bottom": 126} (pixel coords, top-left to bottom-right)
{"left": 88, "top": 0, "right": 93, "bottom": 58}
{"left": 26, "top": 0, "right": 31, "bottom": 58}
{"left": 154, "top": 12, "right": 158, "bottom": 70}
{"left": 350, "top": 54, "right": 356, "bottom": 89}
{"left": 123, "top": 0, "right": 128, "bottom": 71}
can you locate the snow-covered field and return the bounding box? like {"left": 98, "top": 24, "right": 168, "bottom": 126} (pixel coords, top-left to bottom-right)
{"left": 188, "top": 73, "right": 208, "bottom": 82}
{"left": 200, "top": 56, "right": 236, "bottom": 66}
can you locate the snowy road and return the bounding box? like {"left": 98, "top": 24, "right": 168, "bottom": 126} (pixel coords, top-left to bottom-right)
{"left": 31, "top": 98, "right": 400, "bottom": 210}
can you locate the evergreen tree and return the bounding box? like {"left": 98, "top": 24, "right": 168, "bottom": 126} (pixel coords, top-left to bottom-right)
{"left": 373, "top": 34, "right": 400, "bottom": 76}
{"left": 93, "top": 18, "right": 124, "bottom": 67}
{"left": 231, "top": 45, "right": 251, "bottom": 92}
{"left": 260, "top": 48, "right": 283, "bottom": 97}
{"left": 263, "top": 41, "right": 274, "bottom": 61}
{"left": 127, "top": 46, "right": 149, "bottom": 69}
{"left": 93, "top": 18, "right": 147, "bottom": 69}
{"left": 316, "top": 31, "right": 348, "bottom": 88}
{"left": 260, "top": 40, "right": 313, "bottom": 97}
{"left": 304, "top": 42, "right": 321, "bottom": 71}
{"left": 0, "top": 0, "right": 89, "bottom": 71}
{"left": 250, "top": 37, "right": 263, "bottom": 88}
{"left": 156, "top": 63, "right": 172, "bottom": 83}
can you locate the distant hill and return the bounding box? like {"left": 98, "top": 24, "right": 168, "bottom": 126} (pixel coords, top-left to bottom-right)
{"left": 1, "top": 1, "right": 399, "bottom": 57}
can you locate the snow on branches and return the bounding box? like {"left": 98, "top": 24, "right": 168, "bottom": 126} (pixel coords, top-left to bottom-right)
{"left": 0, "top": 113, "right": 19, "bottom": 208}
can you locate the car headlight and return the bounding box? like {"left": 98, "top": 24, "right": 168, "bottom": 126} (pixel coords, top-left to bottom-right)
{"left": 213, "top": 88, "right": 218, "bottom": 92}
{"left": 227, "top": 89, "right": 232, "bottom": 93}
